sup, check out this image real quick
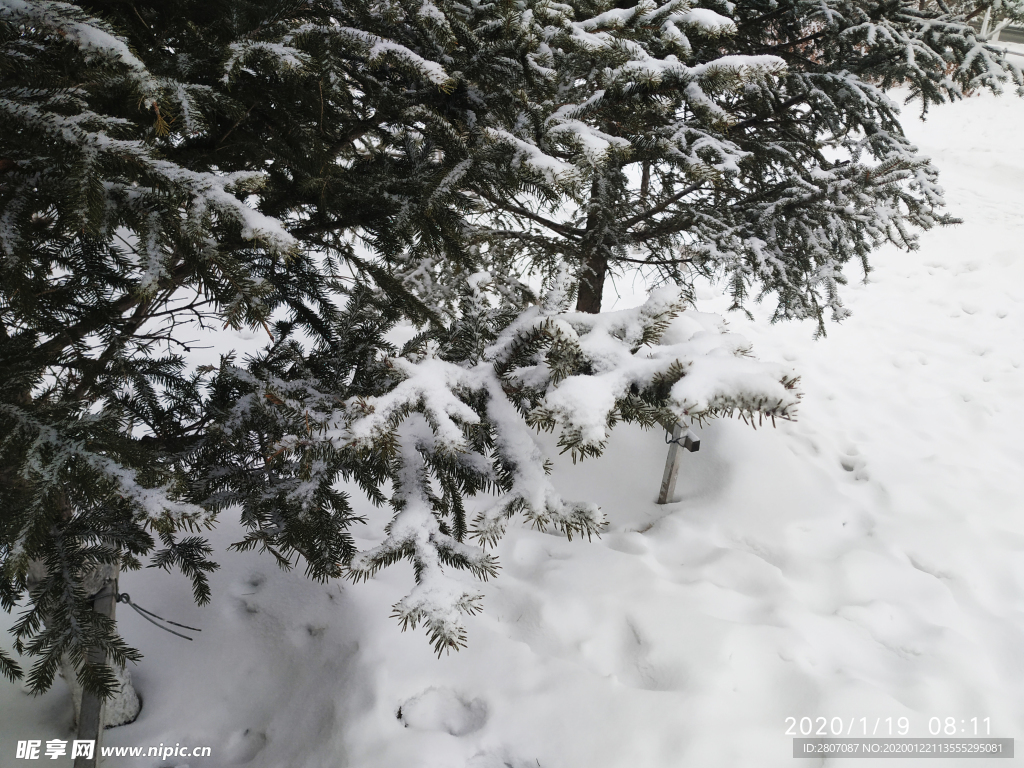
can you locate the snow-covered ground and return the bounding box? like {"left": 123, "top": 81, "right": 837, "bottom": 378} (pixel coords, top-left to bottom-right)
{"left": 2, "top": 90, "right": 1023, "bottom": 768}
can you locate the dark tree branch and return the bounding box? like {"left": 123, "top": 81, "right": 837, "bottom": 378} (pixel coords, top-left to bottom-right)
{"left": 475, "top": 190, "right": 583, "bottom": 237}
{"left": 728, "top": 95, "right": 807, "bottom": 134}
{"left": 33, "top": 262, "right": 189, "bottom": 364}
{"left": 610, "top": 254, "right": 695, "bottom": 265}
{"left": 619, "top": 182, "right": 704, "bottom": 231}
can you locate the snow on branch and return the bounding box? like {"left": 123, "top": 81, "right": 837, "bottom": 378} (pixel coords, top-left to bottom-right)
{"left": 335, "top": 26, "right": 451, "bottom": 86}
{"left": 0, "top": 0, "right": 147, "bottom": 72}
{"left": 0, "top": 403, "right": 210, "bottom": 530}
{"left": 0, "top": 99, "right": 295, "bottom": 255}
{"left": 294, "top": 274, "right": 800, "bottom": 652}
{"left": 489, "top": 282, "right": 800, "bottom": 453}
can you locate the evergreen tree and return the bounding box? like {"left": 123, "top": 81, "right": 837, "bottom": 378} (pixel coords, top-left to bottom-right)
{"left": 465, "top": 0, "right": 1023, "bottom": 323}
{"left": 0, "top": 0, "right": 1016, "bottom": 695}
{"left": 1, "top": 0, "right": 482, "bottom": 694}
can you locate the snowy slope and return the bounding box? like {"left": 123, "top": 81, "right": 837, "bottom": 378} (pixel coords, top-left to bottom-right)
{"left": 2, "top": 90, "right": 1024, "bottom": 768}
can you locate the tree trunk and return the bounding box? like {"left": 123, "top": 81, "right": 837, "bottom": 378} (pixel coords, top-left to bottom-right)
{"left": 576, "top": 177, "right": 608, "bottom": 314}
{"left": 575, "top": 249, "right": 607, "bottom": 314}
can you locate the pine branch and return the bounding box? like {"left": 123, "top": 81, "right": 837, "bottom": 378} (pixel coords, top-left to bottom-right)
{"left": 475, "top": 189, "right": 583, "bottom": 237}
{"left": 618, "top": 182, "right": 706, "bottom": 231}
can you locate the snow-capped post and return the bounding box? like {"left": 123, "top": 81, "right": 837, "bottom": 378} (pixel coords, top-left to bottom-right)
{"left": 23, "top": 546, "right": 140, "bottom": 749}
{"left": 658, "top": 422, "right": 700, "bottom": 505}
{"left": 73, "top": 573, "right": 117, "bottom": 768}
{"left": 72, "top": 565, "right": 147, "bottom": 768}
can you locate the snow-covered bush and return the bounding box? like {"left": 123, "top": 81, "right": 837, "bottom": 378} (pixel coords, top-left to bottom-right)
{"left": 197, "top": 272, "right": 798, "bottom": 653}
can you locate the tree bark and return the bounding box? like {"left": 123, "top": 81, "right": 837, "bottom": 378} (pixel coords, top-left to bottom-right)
{"left": 575, "top": 249, "right": 607, "bottom": 314}
{"left": 576, "top": 178, "right": 608, "bottom": 314}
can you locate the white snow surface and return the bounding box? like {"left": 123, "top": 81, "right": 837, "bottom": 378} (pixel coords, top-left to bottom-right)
{"left": 3, "top": 91, "right": 1024, "bottom": 767}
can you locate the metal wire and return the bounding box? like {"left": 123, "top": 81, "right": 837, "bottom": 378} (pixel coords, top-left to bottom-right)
{"left": 117, "top": 593, "right": 200, "bottom": 641}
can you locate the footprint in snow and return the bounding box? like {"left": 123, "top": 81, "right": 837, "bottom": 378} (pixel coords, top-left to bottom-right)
{"left": 467, "top": 749, "right": 541, "bottom": 768}
{"left": 397, "top": 687, "right": 487, "bottom": 736}
{"left": 223, "top": 728, "right": 267, "bottom": 764}
{"left": 840, "top": 446, "right": 869, "bottom": 481}
{"left": 230, "top": 572, "right": 267, "bottom": 616}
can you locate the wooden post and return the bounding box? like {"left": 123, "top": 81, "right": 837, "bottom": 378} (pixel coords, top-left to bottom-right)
{"left": 657, "top": 422, "right": 700, "bottom": 504}
{"left": 74, "top": 570, "right": 118, "bottom": 768}
{"left": 658, "top": 423, "right": 685, "bottom": 504}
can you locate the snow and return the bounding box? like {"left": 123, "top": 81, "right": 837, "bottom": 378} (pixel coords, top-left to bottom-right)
{"left": 399, "top": 688, "right": 488, "bottom": 736}
{"left": 484, "top": 128, "right": 576, "bottom": 182}
{"left": 225, "top": 42, "right": 309, "bottom": 73}
{"left": 336, "top": 27, "right": 451, "bottom": 86}
{"left": 3, "top": 91, "right": 1024, "bottom": 767}
{"left": 674, "top": 8, "right": 736, "bottom": 33}
{"left": 491, "top": 291, "right": 798, "bottom": 448}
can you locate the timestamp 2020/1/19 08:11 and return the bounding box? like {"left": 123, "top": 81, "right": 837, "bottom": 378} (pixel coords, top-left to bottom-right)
{"left": 785, "top": 716, "right": 994, "bottom": 737}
